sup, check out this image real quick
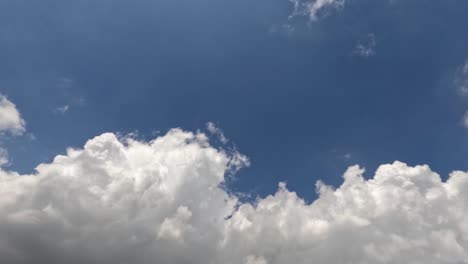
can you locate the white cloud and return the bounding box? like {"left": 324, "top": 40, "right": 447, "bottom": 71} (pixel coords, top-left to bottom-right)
{"left": 206, "top": 122, "right": 229, "bottom": 144}
{"left": 269, "top": 24, "right": 295, "bottom": 36}
{"left": 0, "top": 128, "right": 468, "bottom": 263}
{"left": 306, "top": 0, "right": 345, "bottom": 20}
{"left": 0, "top": 94, "right": 26, "bottom": 166}
{"left": 454, "top": 60, "right": 468, "bottom": 129}
{"left": 462, "top": 110, "right": 468, "bottom": 128}
{"left": 290, "top": 0, "right": 345, "bottom": 20}
{"left": 455, "top": 60, "right": 468, "bottom": 97}
{"left": 54, "top": 105, "right": 70, "bottom": 115}
{"left": 56, "top": 76, "right": 86, "bottom": 110}
{"left": 0, "top": 94, "right": 25, "bottom": 135}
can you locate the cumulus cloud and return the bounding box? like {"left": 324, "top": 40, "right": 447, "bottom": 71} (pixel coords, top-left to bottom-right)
{"left": 0, "top": 94, "right": 25, "bottom": 135}
{"left": 1, "top": 128, "right": 468, "bottom": 263}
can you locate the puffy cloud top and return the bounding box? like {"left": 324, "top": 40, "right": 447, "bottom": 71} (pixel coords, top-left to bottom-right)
{"left": 0, "top": 95, "right": 25, "bottom": 135}
{"left": 0, "top": 128, "right": 468, "bottom": 263}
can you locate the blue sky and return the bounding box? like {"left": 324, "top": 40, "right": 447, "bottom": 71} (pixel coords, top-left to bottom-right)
{"left": 2, "top": 0, "right": 468, "bottom": 203}
{"left": 4, "top": 1, "right": 468, "bottom": 263}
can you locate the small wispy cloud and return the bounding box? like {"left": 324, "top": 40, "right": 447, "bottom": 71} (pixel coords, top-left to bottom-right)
{"left": 354, "top": 34, "right": 376, "bottom": 58}
{"left": 57, "top": 77, "right": 74, "bottom": 90}
{"left": 454, "top": 59, "right": 468, "bottom": 129}
{"left": 461, "top": 110, "right": 468, "bottom": 129}
{"left": 455, "top": 60, "right": 468, "bottom": 97}
{"left": 54, "top": 76, "right": 86, "bottom": 115}
{"left": 307, "top": 0, "right": 345, "bottom": 20}
{"left": 269, "top": 23, "right": 295, "bottom": 36}
{"left": 54, "top": 105, "right": 70, "bottom": 115}
{"left": 0, "top": 147, "right": 9, "bottom": 166}
{"left": 25, "top": 132, "right": 36, "bottom": 141}
{"left": 206, "top": 122, "right": 229, "bottom": 144}
{"left": 289, "top": 0, "right": 345, "bottom": 21}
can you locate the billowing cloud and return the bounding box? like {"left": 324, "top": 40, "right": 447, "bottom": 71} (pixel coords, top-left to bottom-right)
{"left": 1, "top": 128, "right": 468, "bottom": 263}
{"left": 0, "top": 94, "right": 25, "bottom": 135}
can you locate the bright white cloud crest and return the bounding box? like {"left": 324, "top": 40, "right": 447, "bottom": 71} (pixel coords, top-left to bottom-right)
{"left": 1, "top": 128, "right": 468, "bottom": 263}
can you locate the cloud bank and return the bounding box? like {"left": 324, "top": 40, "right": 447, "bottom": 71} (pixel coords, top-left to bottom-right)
{"left": 1, "top": 128, "right": 468, "bottom": 263}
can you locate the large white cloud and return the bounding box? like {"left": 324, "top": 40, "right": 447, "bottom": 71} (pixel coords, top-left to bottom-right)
{"left": 0, "top": 94, "right": 25, "bottom": 136}
{"left": 0, "top": 128, "right": 468, "bottom": 263}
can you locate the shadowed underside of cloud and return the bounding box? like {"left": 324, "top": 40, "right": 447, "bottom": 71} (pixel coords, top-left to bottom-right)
{"left": 1, "top": 129, "right": 468, "bottom": 264}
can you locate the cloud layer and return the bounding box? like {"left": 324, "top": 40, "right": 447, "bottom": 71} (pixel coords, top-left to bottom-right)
{"left": 1, "top": 129, "right": 468, "bottom": 263}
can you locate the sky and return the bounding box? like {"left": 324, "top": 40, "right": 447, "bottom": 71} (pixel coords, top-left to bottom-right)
{"left": 1, "top": 0, "right": 468, "bottom": 263}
